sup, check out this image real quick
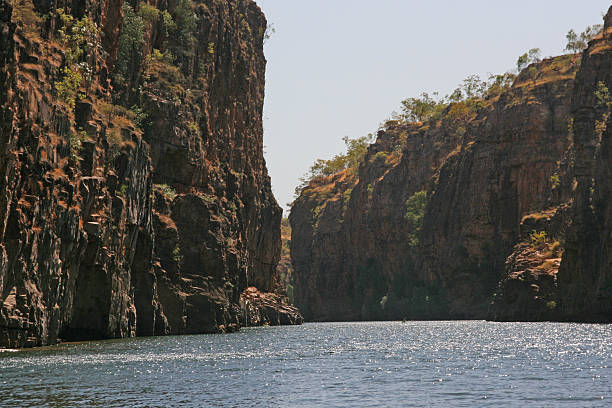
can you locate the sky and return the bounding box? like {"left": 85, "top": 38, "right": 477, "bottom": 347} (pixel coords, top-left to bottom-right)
{"left": 256, "top": 0, "right": 611, "bottom": 213}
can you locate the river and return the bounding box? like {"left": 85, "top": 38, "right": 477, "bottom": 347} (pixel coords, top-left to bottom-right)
{"left": 0, "top": 321, "right": 610, "bottom": 407}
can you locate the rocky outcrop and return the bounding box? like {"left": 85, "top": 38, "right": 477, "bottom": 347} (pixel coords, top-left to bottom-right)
{"left": 487, "top": 207, "right": 568, "bottom": 321}
{"left": 291, "top": 54, "right": 580, "bottom": 321}
{"left": 240, "top": 286, "right": 303, "bottom": 326}
{"left": 0, "top": 0, "right": 297, "bottom": 348}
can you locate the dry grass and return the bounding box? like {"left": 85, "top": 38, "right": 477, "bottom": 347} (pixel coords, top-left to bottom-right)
{"left": 535, "top": 258, "right": 560, "bottom": 273}
{"left": 10, "top": 0, "right": 42, "bottom": 38}
{"left": 541, "top": 240, "right": 563, "bottom": 258}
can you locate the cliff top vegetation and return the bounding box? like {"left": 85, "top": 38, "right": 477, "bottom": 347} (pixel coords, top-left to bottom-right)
{"left": 290, "top": 22, "right": 600, "bottom": 209}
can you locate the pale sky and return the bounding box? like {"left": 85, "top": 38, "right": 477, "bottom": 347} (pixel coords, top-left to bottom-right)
{"left": 256, "top": 0, "right": 611, "bottom": 213}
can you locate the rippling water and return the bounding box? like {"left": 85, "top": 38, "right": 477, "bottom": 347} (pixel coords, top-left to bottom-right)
{"left": 0, "top": 321, "right": 610, "bottom": 407}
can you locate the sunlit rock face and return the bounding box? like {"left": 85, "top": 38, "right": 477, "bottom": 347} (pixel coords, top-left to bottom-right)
{"left": 291, "top": 53, "right": 580, "bottom": 321}
{"left": 0, "top": 0, "right": 298, "bottom": 348}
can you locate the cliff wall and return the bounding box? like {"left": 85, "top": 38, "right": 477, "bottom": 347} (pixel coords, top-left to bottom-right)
{"left": 291, "top": 54, "right": 580, "bottom": 321}
{"left": 556, "top": 8, "right": 612, "bottom": 321}
{"left": 0, "top": 0, "right": 299, "bottom": 348}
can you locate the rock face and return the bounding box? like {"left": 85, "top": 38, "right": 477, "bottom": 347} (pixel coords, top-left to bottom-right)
{"left": 291, "top": 53, "right": 581, "bottom": 321}
{"left": 555, "top": 8, "right": 612, "bottom": 322}
{"left": 487, "top": 208, "right": 568, "bottom": 321}
{"left": 489, "top": 9, "right": 612, "bottom": 323}
{"left": 0, "top": 0, "right": 298, "bottom": 348}
{"left": 419, "top": 57, "right": 577, "bottom": 318}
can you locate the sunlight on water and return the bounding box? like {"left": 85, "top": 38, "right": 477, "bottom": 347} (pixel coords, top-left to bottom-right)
{"left": 0, "top": 321, "right": 610, "bottom": 407}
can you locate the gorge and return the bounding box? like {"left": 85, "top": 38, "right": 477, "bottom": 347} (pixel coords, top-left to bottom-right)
{"left": 0, "top": 0, "right": 610, "bottom": 352}
{"left": 290, "top": 8, "right": 612, "bottom": 324}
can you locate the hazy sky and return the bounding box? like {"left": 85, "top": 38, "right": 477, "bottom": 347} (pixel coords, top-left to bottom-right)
{"left": 256, "top": 0, "right": 611, "bottom": 213}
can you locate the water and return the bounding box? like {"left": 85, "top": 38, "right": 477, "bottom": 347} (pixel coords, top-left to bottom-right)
{"left": 0, "top": 321, "right": 610, "bottom": 407}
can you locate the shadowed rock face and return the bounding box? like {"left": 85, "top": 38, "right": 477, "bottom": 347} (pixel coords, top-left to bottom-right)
{"left": 489, "top": 8, "right": 612, "bottom": 323}
{"left": 555, "top": 7, "right": 612, "bottom": 322}
{"left": 0, "top": 0, "right": 298, "bottom": 348}
{"left": 291, "top": 53, "right": 580, "bottom": 321}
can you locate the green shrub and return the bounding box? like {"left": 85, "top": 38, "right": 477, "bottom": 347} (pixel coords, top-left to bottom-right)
{"left": 154, "top": 184, "right": 177, "bottom": 200}
{"left": 56, "top": 66, "right": 83, "bottom": 108}
{"left": 169, "top": 0, "right": 197, "bottom": 63}
{"left": 405, "top": 191, "right": 427, "bottom": 246}
{"left": 69, "top": 129, "right": 87, "bottom": 161}
{"left": 550, "top": 173, "right": 560, "bottom": 189}
{"left": 172, "top": 245, "right": 183, "bottom": 263}
{"left": 149, "top": 48, "right": 175, "bottom": 65}
{"left": 366, "top": 184, "right": 374, "bottom": 201}
{"left": 595, "top": 81, "right": 611, "bottom": 108}
{"left": 529, "top": 230, "right": 548, "bottom": 247}
{"left": 187, "top": 121, "right": 200, "bottom": 135}
{"left": 54, "top": 8, "right": 102, "bottom": 103}
{"left": 160, "top": 10, "right": 176, "bottom": 41}
{"left": 370, "top": 151, "right": 389, "bottom": 163}
{"left": 594, "top": 82, "right": 612, "bottom": 138}
{"left": 57, "top": 9, "right": 101, "bottom": 66}
{"left": 117, "top": 183, "right": 128, "bottom": 197}
{"left": 138, "top": 2, "right": 160, "bottom": 24}
{"left": 114, "top": 3, "right": 145, "bottom": 90}
{"left": 199, "top": 193, "right": 215, "bottom": 204}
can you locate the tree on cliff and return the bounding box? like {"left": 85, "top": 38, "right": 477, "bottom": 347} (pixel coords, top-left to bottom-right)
{"left": 114, "top": 3, "right": 145, "bottom": 94}
{"left": 404, "top": 191, "right": 427, "bottom": 247}
{"left": 293, "top": 134, "right": 373, "bottom": 199}
{"left": 565, "top": 24, "right": 603, "bottom": 53}
{"left": 516, "top": 48, "right": 541, "bottom": 72}
{"left": 169, "top": 0, "right": 197, "bottom": 64}
{"left": 400, "top": 92, "right": 446, "bottom": 123}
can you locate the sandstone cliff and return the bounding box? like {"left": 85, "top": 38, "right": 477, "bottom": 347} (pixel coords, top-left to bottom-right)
{"left": 291, "top": 53, "right": 581, "bottom": 321}
{"left": 555, "top": 7, "right": 612, "bottom": 322}
{"left": 488, "top": 9, "right": 612, "bottom": 323}
{"left": 0, "top": 0, "right": 300, "bottom": 348}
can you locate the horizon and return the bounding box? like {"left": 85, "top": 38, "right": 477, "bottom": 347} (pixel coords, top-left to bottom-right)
{"left": 257, "top": 0, "right": 611, "bottom": 213}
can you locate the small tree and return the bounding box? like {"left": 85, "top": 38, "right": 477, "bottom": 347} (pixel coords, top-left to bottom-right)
{"left": 114, "top": 3, "right": 145, "bottom": 91}
{"left": 405, "top": 191, "right": 427, "bottom": 247}
{"left": 461, "top": 74, "right": 488, "bottom": 99}
{"left": 138, "top": 2, "right": 160, "bottom": 25}
{"left": 516, "top": 48, "right": 541, "bottom": 72}
{"left": 400, "top": 92, "right": 446, "bottom": 123}
{"left": 56, "top": 66, "right": 83, "bottom": 108}
{"left": 170, "top": 0, "right": 197, "bottom": 63}
{"left": 565, "top": 24, "right": 603, "bottom": 53}
{"left": 485, "top": 72, "right": 516, "bottom": 97}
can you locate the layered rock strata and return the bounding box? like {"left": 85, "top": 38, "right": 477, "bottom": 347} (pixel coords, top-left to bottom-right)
{"left": 555, "top": 8, "right": 612, "bottom": 321}
{"left": 291, "top": 53, "right": 581, "bottom": 321}
{"left": 0, "top": 0, "right": 300, "bottom": 348}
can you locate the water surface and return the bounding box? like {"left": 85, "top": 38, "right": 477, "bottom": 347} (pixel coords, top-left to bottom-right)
{"left": 1, "top": 321, "right": 610, "bottom": 407}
